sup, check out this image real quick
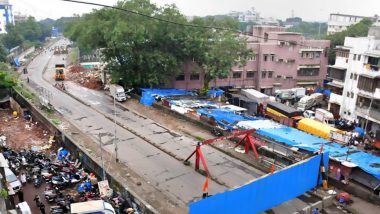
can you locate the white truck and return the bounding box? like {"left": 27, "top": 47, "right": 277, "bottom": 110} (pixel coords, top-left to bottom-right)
{"left": 70, "top": 200, "right": 115, "bottom": 214}
{"left": 297, "top": 93, "right": 324, "bottom": 111}
{"left": 275, "top": 88, "right": 306, "bottom": 102}
{"left": 315, "top": 108, "right": 335, "bottom": 127}
{"left": 109, "top": 84, "right": 126, "bottom": 102}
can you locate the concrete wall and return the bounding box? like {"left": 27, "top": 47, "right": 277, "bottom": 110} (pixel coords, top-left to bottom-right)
{"left": 11, "top": 90, "right": 157, "bottom": 214}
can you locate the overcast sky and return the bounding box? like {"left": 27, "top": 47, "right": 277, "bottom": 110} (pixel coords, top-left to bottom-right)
{"left": 11, "top": 0, "right": 380, "bottom": 21}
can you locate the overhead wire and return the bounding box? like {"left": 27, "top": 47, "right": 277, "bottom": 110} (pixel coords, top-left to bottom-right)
{"left": 59, "top": 0, "right": 369, "bottom": 55}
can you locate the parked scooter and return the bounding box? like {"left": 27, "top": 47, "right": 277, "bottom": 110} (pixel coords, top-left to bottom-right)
{"left": 34, "top": 174, "right": 42, "bottom": 187}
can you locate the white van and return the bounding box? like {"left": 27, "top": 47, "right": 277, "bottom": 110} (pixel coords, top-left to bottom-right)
{"left": 5, "top": 167, "right": 22, "bottom": 193}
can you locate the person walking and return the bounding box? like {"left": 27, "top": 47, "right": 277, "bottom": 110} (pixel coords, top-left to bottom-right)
{"left": 17, "top": 190, "right": 24, "bottom": 202}
{"left": 33, "top": 195, "right": 40, "bottom": 207}
{"left": 20, "top": 172, "right": 27, "bottom": 185}
{"left": 38, "top": 202, "right": 46, "bottom": 214}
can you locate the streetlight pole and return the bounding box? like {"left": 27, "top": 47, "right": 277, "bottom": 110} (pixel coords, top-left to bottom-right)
{"left": 113, "top": 94, "right": 119, "bottom": 162}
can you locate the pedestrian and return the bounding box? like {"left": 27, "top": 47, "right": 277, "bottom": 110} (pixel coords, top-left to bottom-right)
{"left": 33, "top": 195, "right": 40, "bottom": 207}
{"left": 20, "top": 172, "right": 27, "bottom": 185}
{"left": 39, "top": 202, "right": 46, "bottom": 214}
{"left": 17, "top": 190, "right": 24, "bottom": 202}
{"left": 27, "top": 77, "right": 29, "bottom": 83}
{"left": 312, "top": 208, "right": 320, "bottom": 214}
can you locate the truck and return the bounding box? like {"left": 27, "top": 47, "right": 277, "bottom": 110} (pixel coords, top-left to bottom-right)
{"left": 297, "top": 118, "right": 351, "bottom": 144}
{"left": 315, "top": 108, "right": 335, "bottom": 127}
{"left": 275, "top": 88, "right": 306, "bottom": 103}
{"left": 55, "top": 64, "right": 65, "bottom": 81}
{"left": 109, "top": 84, "right": 126, "bottom": 102}
{"left": 70, "top": 200, "right": 115, "bottom": 214}
{"left": 297, "top": 93, "right": 324, "bottom": 111}
{"left": 265, "top": 101, "right": 304, "bottom": 127}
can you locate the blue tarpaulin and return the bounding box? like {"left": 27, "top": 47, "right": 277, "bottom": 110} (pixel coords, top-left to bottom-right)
{"left": 256, "top": 125, "right": 380, "bottom": 179}
{"left": 354, "top": 127, "right": 365, "bottom": 137}
{"left": 58, "top": 148, "right": 69, "bottom": 160}
{"left": 14, "top": 58, "right": 20, "bottom": 67}
{"left": 323, "top": 89, "right": 331, "bottom": 96}
{"left": 190, "top": 153, "right": 329, "bottom": 214}
{"left": 140, "top": 88, "right": 194, "bottom": 106}
{"left": 197, "top": 108, "right": 260, "bottom": 130}
{"left": 207, "top": 88, "right": 224, "bottom": 97}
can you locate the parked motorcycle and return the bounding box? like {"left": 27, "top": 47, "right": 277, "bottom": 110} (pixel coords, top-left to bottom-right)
{"left": 34, "top": 175, "right": 42, "bottom": 187}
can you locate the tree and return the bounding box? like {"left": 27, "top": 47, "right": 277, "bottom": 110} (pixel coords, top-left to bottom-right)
{"left": 186, "top": 17, "right": 253, "bottom": 90}
{"left": 0, "top": 71, "right": 16, "bottom": 89}
{"left": 326, "top": 18, "right": 373, "bottom": 64}
{"left": 65, "top": 0, "right": 252, "bottom": 89}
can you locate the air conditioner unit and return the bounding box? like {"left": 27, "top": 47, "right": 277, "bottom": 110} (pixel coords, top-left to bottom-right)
{"left": 283, "top": 75, "right": 287, "bottom": 79}
{"left": 275, "top": 58, "right": 279, "bottom": 62}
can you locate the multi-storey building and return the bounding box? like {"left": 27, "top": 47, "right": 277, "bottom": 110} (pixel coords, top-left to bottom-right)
{"left": 0, "top": 0, "right": 13, "bottom": 33}
{"left": 327, "top": 26, "right": 380, "bottom": 133}
{"left": 327, "top": 13, "right": 377, "bottom": 35}
{"left": 170, "top": 26, "right": 330, "bottom": 95}
{"left": 13, "top": 11, "right": 28, "bottom": 23}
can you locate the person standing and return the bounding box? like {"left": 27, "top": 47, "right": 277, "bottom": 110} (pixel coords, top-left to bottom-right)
{"left": 20, "top": 172, "right": 27, "bottom": 185}
{"left": 33, "top": 195, "right": 40, "bottom": 207}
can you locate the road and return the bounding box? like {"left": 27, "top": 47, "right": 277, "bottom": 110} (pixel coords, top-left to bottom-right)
{"left": 22, "top": 39, "right": 323, "bottom": 213}
{"left": 23, "top": 40, "right": 264, "bottom": 211}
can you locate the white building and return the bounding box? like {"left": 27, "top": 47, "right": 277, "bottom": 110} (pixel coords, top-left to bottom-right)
{"left": 0, "top": 0, "right": 13, "bottom": 33}
{"left": 327, "top": 26, "right": 380, "bottom": 133}
{"left": 327, "top": 13, "right": 370, "bottom": 35}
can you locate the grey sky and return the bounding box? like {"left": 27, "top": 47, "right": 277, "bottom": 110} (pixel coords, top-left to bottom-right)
{"left": 11, "top": 0, "right": 380, "bottom": 21}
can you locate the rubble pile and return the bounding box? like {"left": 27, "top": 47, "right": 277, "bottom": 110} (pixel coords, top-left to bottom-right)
{"left": 66, "top": 65, "right": 103, "bottom": 90}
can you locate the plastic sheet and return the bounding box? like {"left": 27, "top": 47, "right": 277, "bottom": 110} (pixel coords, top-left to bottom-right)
{"left": 207, "top": 88, "right": 224, "bottom": 97}
{"left": 256, "top": 127, "right": 380, "bottom": 179}
{"left": 190, "top": 153, "right": 329, "bottom": 214}
{"left": 140, "top": 88, "right": 194, "bottom": 106}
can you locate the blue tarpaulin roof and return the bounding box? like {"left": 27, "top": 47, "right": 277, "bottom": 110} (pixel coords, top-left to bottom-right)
{"left": 256, "top": 124, "right": 380, "bottom": 179}
{"left": 197, "top": 108, "right": 261, "bottom": 130}
{"left": 140, "top": 88, "right": 194, "bottom": 106}
{"left": 207, "top": 88, "right": 224, "bottom": 97}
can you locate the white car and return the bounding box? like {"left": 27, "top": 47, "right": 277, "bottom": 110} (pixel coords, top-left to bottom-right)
{"left": 5, "top": 167, "right": 22, "bottom": 193}
{"left": 303, "top": 110, "right": 315, "bottom": 119}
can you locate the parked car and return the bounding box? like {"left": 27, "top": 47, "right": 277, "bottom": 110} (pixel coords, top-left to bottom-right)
{"left": 303, "top": 110, "right": 315, "bottom": 119}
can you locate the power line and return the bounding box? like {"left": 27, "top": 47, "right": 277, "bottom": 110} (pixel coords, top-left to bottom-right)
{"left": 59, "top": 0, "right": 351, "bottom": 52}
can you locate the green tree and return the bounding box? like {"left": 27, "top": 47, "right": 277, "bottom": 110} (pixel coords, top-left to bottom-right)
{"left": 186, "top": 17, "right": 253, "bottom": 90}
{"left": 326, "top": 18, "right": 373, "bottom": 64}
{"left": 0, "top": 71, "right": 16, "bottom": 89}
{"left": 65, "top": 0, "right": 252, "bottom": 88}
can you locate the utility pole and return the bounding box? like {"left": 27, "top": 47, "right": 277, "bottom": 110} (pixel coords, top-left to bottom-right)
{"left": 113, "top": 95, "right": 119, "bottom": 163}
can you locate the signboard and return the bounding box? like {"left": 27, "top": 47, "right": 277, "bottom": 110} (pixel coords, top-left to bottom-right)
{"left": 98, "top": 180, "right": 112, "bottom": 197}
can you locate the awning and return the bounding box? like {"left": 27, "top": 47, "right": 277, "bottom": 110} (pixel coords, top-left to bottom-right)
{"left": 359, "top": 72, "right": 380, "bottom": 79}
{"left": 364, "top": 50, "right": 380, "bottom": 58}
{"left": 273, "top": 83, "right": 282, "bottom": 86}
{"left": 298, "top": 65, "right": 320, "bottom": 69}
{"left": 350, "top": 168, "right": 380, "bottom": 191}
{"left": 297, "top": 81, "right": 318, "bottom": 85}
{"left": 327, "top": 81, "right": 344, "bottom": 88}
{"left": 299, "top": 48, "right": 324, "bottom": 53}
{"left": 260, "top": 86, "right": 273, "bottom": 89}
{"left": 335, "top": 45, "right": 351, "bottom": 50}
{"left": 328, "top": 65, "right": 347, "bottom": 70}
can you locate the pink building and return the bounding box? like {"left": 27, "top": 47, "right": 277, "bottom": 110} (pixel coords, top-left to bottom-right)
{"left": 170, "top": 26, "right": 330, "bottom": 95}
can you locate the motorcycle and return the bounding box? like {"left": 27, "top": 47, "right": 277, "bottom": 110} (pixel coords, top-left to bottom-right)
{"left": 34, "top": 175, "right": 42, "bottom": 187}
{"left": 44, "top": 187, "right": 59, "bottom": 203}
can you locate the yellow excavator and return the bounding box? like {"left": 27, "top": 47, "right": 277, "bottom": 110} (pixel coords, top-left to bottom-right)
{"left": 55, "top": 64, "right": 65, "bottom": 81}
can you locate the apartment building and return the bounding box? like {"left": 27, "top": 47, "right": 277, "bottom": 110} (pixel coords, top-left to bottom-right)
{"left": 327, "top": 13, "right": 378, "bottom": 35}
{"left": 170, "top": 26, "right": 330, "bottom": 95}
{"left": 0, "top": 0, "right": 13, "bottom": 33}
{"left": 327, "top": 26, "right": 380, "bottom": 133}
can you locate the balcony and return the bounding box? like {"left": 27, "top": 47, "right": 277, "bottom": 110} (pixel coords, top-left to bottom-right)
{"left": 328, "top": 65, "right": 346, "bottom": 81}
{"left": 329, "top": 93, "right": 343, "bottom": 105}
{"left": 356, "top": 105, "right": 380, "bottom": 122}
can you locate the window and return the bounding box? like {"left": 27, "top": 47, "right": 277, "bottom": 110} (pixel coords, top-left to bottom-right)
{"left": 190, "top": 73, "right": 199, "bottom": 80}
{"left": 315, "top": 52, "right": 320, "bottom": 58}
{"left": 353, "top": 54, "right": 357, "bottom": 60}
{"left": 347, "top": 92, "right": 350, "bottom": 97}
{"left": 351, "top": 92, "right": 354, "bottom": 98}
{"left": 246, "top": 71, "right": 255, "bottom": 78}
{"left": 176, "top": 74, "right": 185, "bottom": 81}
{"left": 249, "top": 55, "right": 256, "bottom": 61}
{"left": 262, "top": 71, "right": 267, "bottom": 78}
{"left": 297, "top": 68, "right": 319, "bottom": 76}
{"left": 264, "top": 54, "right": 268, "bottom": 61}
{"left": 350, "top": 73, "right": 353, "bottom": 79}
{"left": 309, "top": 52, "right": 314, "bottom": 59}
{"left": 268, "top": 71, "right": 273, "bottom": 78}
{"left": 232, "top": 71, "right": 242, "bottom": 79}
{"left": 358, "top": 55, "right": 361, "bottom": 61}
{"left": 276, "top": 75, "right": 282, "bottom": 79}
{"left": 270, "top": 54, "right": 275, "bottom": 61}
{"left": 354, "top": 74, "right": 358, "bottom": 80}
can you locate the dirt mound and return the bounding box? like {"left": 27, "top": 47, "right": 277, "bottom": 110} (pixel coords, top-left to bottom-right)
{"left": 66, "top": 65, "right": 103, "bottom": 90}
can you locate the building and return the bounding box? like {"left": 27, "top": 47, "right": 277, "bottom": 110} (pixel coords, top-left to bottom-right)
{"left": 170, "top": 26, "right": 330, "bottom": 95}
{"left": 228, "top": 7, "right": 260, "bottom": 23}
{"left": 327, "top": 26, "right": 380, "bottom": 133}
{"left": 0, "top": 0, "right": 13, "bottom": 33}
{"left": 327, "top": 13, "right": 378, "bottom": 35}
